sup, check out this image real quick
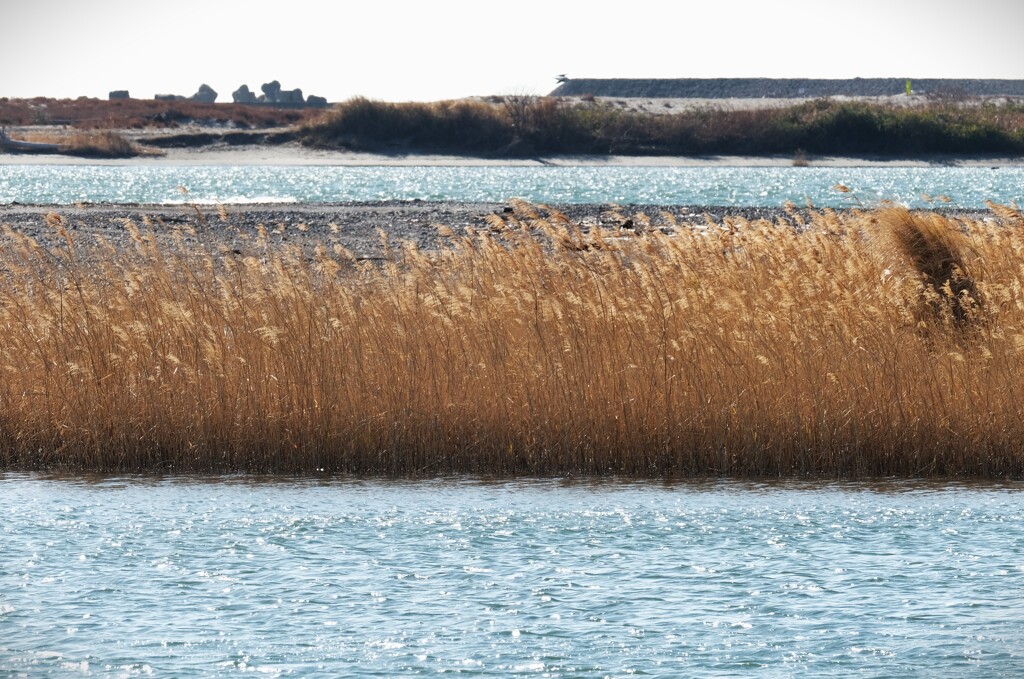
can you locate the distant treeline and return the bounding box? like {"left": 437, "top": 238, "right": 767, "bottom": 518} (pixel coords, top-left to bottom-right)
{"left": 301, "top": 97, "right": 1024, "bottom": 157}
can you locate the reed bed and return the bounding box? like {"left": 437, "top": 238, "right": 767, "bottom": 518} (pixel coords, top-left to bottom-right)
{"left": 1, "top": 205, "right": 1024, "bottom": 477}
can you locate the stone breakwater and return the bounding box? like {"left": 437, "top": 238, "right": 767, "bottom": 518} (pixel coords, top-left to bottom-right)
{"left": 550, "top": 78, "right": 1024, "bottom": 99}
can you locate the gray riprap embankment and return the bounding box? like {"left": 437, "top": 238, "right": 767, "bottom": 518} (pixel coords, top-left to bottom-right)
{"left": 549, "top": 78, "right": 1024, "bottom": 99}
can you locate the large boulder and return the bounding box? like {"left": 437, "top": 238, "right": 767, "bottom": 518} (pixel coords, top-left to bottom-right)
{"left": 279, "top": 88, "right": 304, "bottom": 104}
{"left": 232, "top": 84, "right": 257, "bottom": 104}
{"left": 108, "top": 90, "right": 130, "bottom": 100}
{"left": 155, "top": 94, "right": 186, "bottom": 101}
{"left": 191, "top": 84, "right": 218, "bottom": 103}
{"left": 260, "top": 80, "right": 282, "bottom": 102}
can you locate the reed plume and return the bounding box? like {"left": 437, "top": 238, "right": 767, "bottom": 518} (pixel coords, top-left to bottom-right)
{"left": 873, "top": 207, "right": 982, "bottom": 330}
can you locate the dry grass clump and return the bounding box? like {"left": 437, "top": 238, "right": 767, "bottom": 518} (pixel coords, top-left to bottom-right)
{"left": 872, "top": 207, "right": 983, "bottom": 329}
{"left": 1, "top": 205, "right": 1024, "bottom": 477}
{"left": 61, "top": 130, "right": 142, "bottom": 157}
{"left": 19, "top": 130, "right": 160, "bottom": 158}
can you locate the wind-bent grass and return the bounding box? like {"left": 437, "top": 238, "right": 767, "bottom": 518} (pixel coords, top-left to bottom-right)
{"left": 1, "top": 205, "right": 1024, "bottom": 477}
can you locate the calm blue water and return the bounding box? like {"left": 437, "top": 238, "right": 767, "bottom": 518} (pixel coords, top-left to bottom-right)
{"left": 1, "top": 164, "right": 1022, "bottom": 208}
{"left": 2, "top": 476, "right": 1022, "bottom": 677}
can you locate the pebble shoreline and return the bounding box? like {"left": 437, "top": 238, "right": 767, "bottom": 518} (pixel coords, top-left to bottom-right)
{"left": 0, "top": 201, "right": 993, "bottom": 259}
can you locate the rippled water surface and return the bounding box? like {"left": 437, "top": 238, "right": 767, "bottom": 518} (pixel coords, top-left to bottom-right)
{"left": 1, "top": 477, "right": 1022, "bottom": 676}
{"left": 2, "top": 164, "right": 1024, "bottom": 207}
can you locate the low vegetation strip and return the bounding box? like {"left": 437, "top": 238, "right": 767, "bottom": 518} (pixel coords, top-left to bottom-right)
{"left": 0, "top": 97, "right": 318, "bottom": 129}
{"left": 301, "top": 97, "right": 1024, "bottom": 157}
{"left": 1, "top": 204, "right": 1023, "bottom": 477}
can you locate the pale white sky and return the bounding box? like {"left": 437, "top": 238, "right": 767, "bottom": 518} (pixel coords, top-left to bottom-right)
{"left": 3, "top": 0, "right": 1024, "bottom": 102}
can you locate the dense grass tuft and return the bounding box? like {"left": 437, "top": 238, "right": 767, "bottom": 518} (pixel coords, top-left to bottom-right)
{"left": 1, "top": 205, "right": 1024, "bottom": 477}
{"left": 875, "top": 208, "right": 983, "bottom": 328}
{"left": 17, "top": 130, "right": 157, "bottom": 158}
{"left": 300, "top": 97, "right": 513, "bottom": 152}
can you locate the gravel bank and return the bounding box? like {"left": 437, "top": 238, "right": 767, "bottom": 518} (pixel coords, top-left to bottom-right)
{"left": 0, "top": 201, "right": 993, "bottom": 260}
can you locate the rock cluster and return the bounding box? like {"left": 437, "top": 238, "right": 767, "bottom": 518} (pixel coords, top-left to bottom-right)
{"left": 191, "top": 84, "right": 217, "bottom": 103}
{"left": 151, "top": 82, "right": 328, "bottom": 107}
{"left": 231, "top": 81, "right": 328, "bottom": 107}
{"left": 232, "top": 85, "right": 258, "bottom": 104}
{"left": 153, "top": 84, "right": 217, "bottom": 103}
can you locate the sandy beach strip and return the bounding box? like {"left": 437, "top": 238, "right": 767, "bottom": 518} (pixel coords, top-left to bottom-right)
{"left": 3, "top": 143, "right": 1024, "bottom": 167}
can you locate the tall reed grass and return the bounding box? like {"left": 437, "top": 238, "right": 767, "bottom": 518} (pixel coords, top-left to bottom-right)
{"left": 1, "top": 205, "right": 1023, "bottom": 477}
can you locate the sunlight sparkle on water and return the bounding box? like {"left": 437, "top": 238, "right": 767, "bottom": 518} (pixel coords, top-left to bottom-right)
{"left": 1, "top": 165, "right": 1022, "bottom": 208}
{"left": 1, "top": 477, "right": 1022, "bottom": 676}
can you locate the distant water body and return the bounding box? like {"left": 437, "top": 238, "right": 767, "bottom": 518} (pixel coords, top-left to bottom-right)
{"left": 2, "top": 164, "right": 1023, "bottom": 208}
{"left": 2, "top": 476, "right": 1023, "bottom": 677}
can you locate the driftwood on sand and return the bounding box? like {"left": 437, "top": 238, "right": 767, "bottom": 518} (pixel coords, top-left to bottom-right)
{"left": 0, "top": 128, "right": 61, "bottom": 154}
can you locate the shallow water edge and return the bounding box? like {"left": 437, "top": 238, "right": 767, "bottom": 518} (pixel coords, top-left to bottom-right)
{"left": 2, "top": 474, "right": 1022, "bottom": 677}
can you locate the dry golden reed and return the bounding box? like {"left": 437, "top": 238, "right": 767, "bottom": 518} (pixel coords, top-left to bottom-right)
{"left": 18, "top": 130, "right": 159, "bottom": 158}
{"left": 1, "top": 205, "right": 1023, "bottom": 477}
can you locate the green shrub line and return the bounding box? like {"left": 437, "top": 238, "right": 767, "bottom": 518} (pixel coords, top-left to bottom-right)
{"left": 301, "top": 97, "right": 1024, "bottom": 157}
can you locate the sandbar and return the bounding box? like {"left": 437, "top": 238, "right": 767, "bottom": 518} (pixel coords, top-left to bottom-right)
{"left": 2, "top": 143, "right": 1023, "bottom": 168}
